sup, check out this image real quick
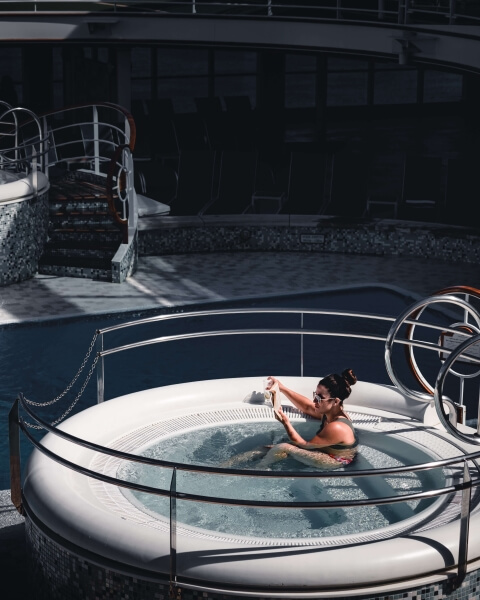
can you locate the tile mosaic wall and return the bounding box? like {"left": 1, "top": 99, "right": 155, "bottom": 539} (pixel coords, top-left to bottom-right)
{"left": 112, "top": 230, "right": 138, "bottom": 283}
{"left": 25, "top": 516, "right": 480, "bottom": 600}
{"left": 138, "top": 220, "right": 480, "bottom": 267}
{"left": 0, "top": 191, "right": 49, "bottom": 286}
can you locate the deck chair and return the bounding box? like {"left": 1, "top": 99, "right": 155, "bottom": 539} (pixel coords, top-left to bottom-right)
{"left": 147, "top": 99, "right": 178, "bottom": 160}
{"left": 364, "top": 151, "right": 404, "bottom": 219}
{"left": 445, "top": 154, "right": 480, "bottom": 227}
{"left": 327, "top": 149, "right": 369, "bottom": 218}
{"left": 171, "top": 150, "right": 215, "bottom": 216}
{"left": 278, "top": 151, "right": 328, "bottom": 215}
{"left": 202, "top": 150, "right": 258, "bottom": 215}
{"left": 401, "top": 154, "right": 444, "bottom": 221}
{"left": 134, "top": 159, "right": 177, "bottom": 207}
{"left": 172, "top": 113, "right": 208, "bottom": 152}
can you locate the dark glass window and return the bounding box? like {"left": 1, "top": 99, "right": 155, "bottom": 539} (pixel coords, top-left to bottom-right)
{"left": 424, "top": 69, "right": 463, "bottom": 103}
{"left": 285, "top": 54, "right": 316, "bottom": 108}
{"left": 374, "top": 63, "right": 417, "bottom": 104}
{"left": 214, "top": 50, "right": 257, "bottom": 108}
{"left": 157, "top": 48, "right": 209, "bottom": 112}
{"left": 0, "top": 48, "right": 22, "bottom": 105}
{"left": 327, "top": 57, "right": 368, "bottom": 106}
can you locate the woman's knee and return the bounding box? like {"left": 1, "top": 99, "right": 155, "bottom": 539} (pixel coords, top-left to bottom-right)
{"left": 272, "top": 443, "right": 291, "bottom": 458}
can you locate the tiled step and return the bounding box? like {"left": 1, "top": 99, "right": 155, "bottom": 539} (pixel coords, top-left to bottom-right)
{"left": 43, "top": 239, "right": 120, "bottom": 252}
{"left": 50, "top": 214, "right": 118, "bottom": 231}
{"left": 49, "top": 203, "right": 110, "bottom": 213}
{"left": 37, "top": 261, "right": 112, "bottom": 282}
{"left": 50, "top": 178, "right": 108, "bottom": 200}
{"left": 39, "top": 253, "right": 112, "bottom": 268}
{"left": 47, "top": 230, "right": 123, "bottom": 244}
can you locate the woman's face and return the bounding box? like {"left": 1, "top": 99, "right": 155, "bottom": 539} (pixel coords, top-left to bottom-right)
{"left": 313, "top": 384, "right": 337, "bottom": 415}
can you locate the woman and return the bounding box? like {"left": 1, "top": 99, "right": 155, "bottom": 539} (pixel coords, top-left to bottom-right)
{"left": 222, "top": 369, "right": 359, "bottom": 470}
{"left": 259, "top": 369, "right": 359, "bottom": 469}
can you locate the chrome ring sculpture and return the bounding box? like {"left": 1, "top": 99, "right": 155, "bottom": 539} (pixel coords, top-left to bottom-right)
{"left": 386, "top": 289, "right": 480, "bottom": 445}
{"left": 435, "top": 333, "right": 480, "bottom": 444}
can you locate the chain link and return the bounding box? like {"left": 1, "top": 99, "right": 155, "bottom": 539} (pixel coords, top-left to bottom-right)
{"left": 24, "top": 331, "right": 99, "bottom": 407}
{"left": 24, "top": 353, "right": 100, "bottom": 430}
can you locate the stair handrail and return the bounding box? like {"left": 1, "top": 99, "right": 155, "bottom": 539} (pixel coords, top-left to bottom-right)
{"left": 105, "top": 143, "right": 136, "bottom": 243}
{"left": 0, "top": 106, "right": 49, "bottom": 178}
{"left": 38, "top": 102, "right": 136, "bottom": 241}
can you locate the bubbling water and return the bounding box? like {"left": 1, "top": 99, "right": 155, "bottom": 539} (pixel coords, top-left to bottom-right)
{"left": 118, "top": 421, "right": 446, "bottom": 539}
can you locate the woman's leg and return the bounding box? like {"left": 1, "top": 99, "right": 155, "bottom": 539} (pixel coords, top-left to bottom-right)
{"left": 257, "top": 443, "right": 292, "bottom": 467}
{"left": 258, "top": 443, "right": 343, "bottom": 470}
{"left": 285, "top": 447, "right": 343, "bottom": 470}
{"left": 219, "top": 446, "right": 269, "bottom": 467}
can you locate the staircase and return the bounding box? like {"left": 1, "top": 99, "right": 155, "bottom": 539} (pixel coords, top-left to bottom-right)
{"left": 38, "top": 170, "right": 126, "bottom": 281}
{"left": 30, "top": 102, "right": 137, "bottom": 282}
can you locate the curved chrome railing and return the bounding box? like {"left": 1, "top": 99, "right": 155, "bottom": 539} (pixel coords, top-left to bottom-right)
{"left": 0, "top": 105, "right": 49, "bottom": 190}
{"left": 10, "top": 293, "right": 480, "bottom": 592}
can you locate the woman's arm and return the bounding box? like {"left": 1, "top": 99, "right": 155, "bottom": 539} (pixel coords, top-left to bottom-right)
{"left": 268, "top": 376, "right": 317, "bottom": 418}
{"left": 274, "top": 408, "right": 308, "bottom": 444}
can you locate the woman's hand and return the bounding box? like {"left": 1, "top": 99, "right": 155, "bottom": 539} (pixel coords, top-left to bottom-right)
{"left": 274, "top": 407, "right": 289, "bottom": 425}
{"left": 266, "top": 376, "right": 282, "bottom": 391}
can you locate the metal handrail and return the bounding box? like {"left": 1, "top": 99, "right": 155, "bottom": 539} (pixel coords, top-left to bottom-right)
{"left": 0, "top": 107, "right": 49, "bottom": 178}
{"left": 17, "top": 392, "right": 480, "bottom": 479}
{"left": 15, "top": 412, "right": 480, "bottom": 509}
{"left": 0, "top": 1, "right": 478, "bottom": 26}
{"left": 94, "top": 303, "right": 480, "bottom": 403}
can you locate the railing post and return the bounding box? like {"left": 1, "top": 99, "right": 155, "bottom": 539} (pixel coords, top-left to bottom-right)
{"left": 336, "top": 0, "right": 342, "bottom": 20}
{"left": 449, "top": 0, "right": 456, "bottom": 24}
{"left": 170, "top": 467, "right": 180, "bottom": 600}
{"left": 457, "top": 460, "right": 472, "bottom": 585}
{"left": 31, "top": 146, "right": 38, "bottom": 194}
{"left": 124, "top": 113, "right": 131, "bottom": 147}
{"left": 9, "top": 397, "right": 24, "bottom": 515}
{"left": 96, "top": 333, "right": 104, "bottom": 403}
{"left": 378, "top": 0, "right": 385, "bottom": 21}
{"left": 398, "top": 0, "right": 405, "bottom": 24}
{"left": 93, "top": 105, "right": 100, "bottom": 175}
{"left": 300, "top": 312, "right": 304, "bottom": 377}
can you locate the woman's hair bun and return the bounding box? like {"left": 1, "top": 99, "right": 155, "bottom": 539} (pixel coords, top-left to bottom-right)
{"left": 342, "top": 368, "right": 357, "bottom": 386}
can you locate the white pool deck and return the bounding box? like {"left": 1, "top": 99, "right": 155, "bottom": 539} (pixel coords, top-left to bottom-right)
{"left": 1, "top": 250, "right": 479, "bottom": 326}
{"left": 1, "top": 248, "right": 479, "bottom": 597}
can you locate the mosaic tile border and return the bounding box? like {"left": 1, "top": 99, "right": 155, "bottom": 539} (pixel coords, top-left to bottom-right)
{"left": 0, "top": 191, "right": 49, "bottom": 286}
{"left": 25, "top": 515, "right": 480, "bottom": 600}
{"left": 138, "top": 219, "right": 480, "bottom": 267}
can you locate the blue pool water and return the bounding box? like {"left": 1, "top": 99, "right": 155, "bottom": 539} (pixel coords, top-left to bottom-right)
{"left": 0, "top": 284, "right": 464, "bottom": 487}
{"left": 118, "top": 420, "right": 445, "bottom": 539}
